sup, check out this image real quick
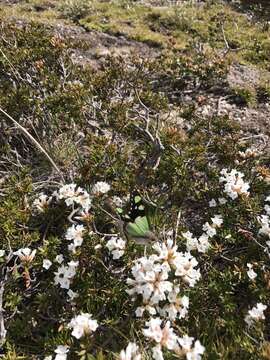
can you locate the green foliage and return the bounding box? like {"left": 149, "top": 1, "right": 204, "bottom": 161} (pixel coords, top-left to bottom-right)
{"left": 0, "top": 8, "right": 270, "bottom": 360}
{"left": 59, "top": 0, "right": 91, "bottom": 22}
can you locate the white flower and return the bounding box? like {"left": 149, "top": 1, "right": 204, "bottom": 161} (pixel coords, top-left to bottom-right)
{"left": 152, "top": 238, "right": 179, "bottom": 269}
{"left": 0, "top": 250, "right": 5, "bottom": 257}
{"left": 66, "top": 261, "right": 79, "bottom": 277}
{"left": 183, "top": 232, "right": 210, "bottom": 253}
{"left": 265, "top": 204, "right": 270, "bottom": 216}
{"left": 55, "top": 254, "right": 64, "bottom": 264}
{"left": 143, "top": 318, "right": 178, "bottom": 350}
{"left": 58, "top": 183, "right": 78, "bottom": 205}
{"left": 202, "top": 222, "right": 217, "bottom": 238}
{"left": 160, "top": 286, "right": 189, "bottom": 320}
{"left": 219, "top": 169, "right": 250, "bottom": 199}
{"left": 245, "top": 303, "right": 267, "bottom": 327}
{"left": 173, "top": 252, "right": 201, "bottom": 287}
{"left": 106, "top": 236, "right": 126, "bottom": 259}
{"left": 54, "top": 266, "right": 71, "bottom": 289}
{"left": 67, "top": 289, "right": 79, "bottom": 302}
{"left": 247, "top": 263, "right": 257, "bottom": 280}
{"left": 177, "top": 336, "right": 205, "bottom": 360}
{"left": 58, "top": 184, "right": 91, "bottom": 210}
{"left": 54, "top": 261, "right": 78, "bottom": 289}
{"left": 43, "top": 259, "right": 52, "bottom": 270}
{"left": 126, "top": 256, "right": 172, "bottom": 304}
{"left": 75, "top": 190, "right": 91, "bottom": 211}
{"left": 238, "top": 148, "right": 258, "bottom": 159}
{"left": 135, "top": 304, "right": 156, "bottom": 317}
{"left": 197, "top": 234, "right": 210, "bottom": 253}
{"left": 183, "top": 232, "right": 199, "bottom": 252}
{"left": 14, "top": 248, "right": 36, "bottom": 264}
{"left": 44, "top": 356, "right": 52, "bottom": 360}
{"left": 152, "top": 345, "right": 164, "bottom": 360}
{"left": 54, "top": 345, "right": 69, "bottom": 360}
{"left": 266, "top": 196, "right": 270, "bottom": 202}
{"left": 65, "top": 224, "right": 85, "bottom": 247}
{"left": 209, "top": 199, "right": 217, "bottom": 207}
{"left": 218, "top": 197, "right": 227, "bottom": 205}
{"left": 92, "top": 181, "right": 111, "bottom": 195}
{"left": 69, "top": 313, "right": 98, "bottom": 339}
{"left": 33, "top": 193, "right": 52, "bottom": 212}
{"left": 258, "top": 215, "right": 270, "bottom": 238}
{"left": 211, "top": 215, "right": 223, "bottom": 228}
{"left": 119, "top": 342, "right": 141, "bottom": 360}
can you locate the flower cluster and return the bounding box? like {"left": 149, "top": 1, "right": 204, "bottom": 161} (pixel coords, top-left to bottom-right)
{"left": 245, "top": 303, "right": 267, "bottom": 327}
{"left": 128, "top": 247, "right": 198, "bottom": 311}
{"left": 126, "top": 237, "right": 202, "bottom": 358}
{"left": 45, "top": 345, "right": 69, "bottom": 360}
{"left": 258, "top": 196, "right": 270, "bottom": 240}
{"left": 143, "top": 318, "right": 205, "bottom": 360}
{"left": 106, "top": 236, "right": 126, "bottom": 259}
{"left": 219, "top": 168, "right": 250, "bottom": 200}
{"left": 54, "top": 261, "right": 78, "bottom": 290}
{"left": 238, "top": 148, "right": 259, "bottom": 160}
{"left": 33, "top": 193, "right": 52, "bottom": 213}
{"left": 92, "top": 181, "right": 111, "bottom": 195}
{"left": 57, "top": 183, "right": 91, "bottom": 211}
{"left": 14, "top": 247, "right": 36, "bottom": 264}
{"left": 65, "top": 224, "right": 86, "bottom": 252}
{"left": 183, "top": 214, "right": 223, "bottom": 253}
{"left": 68, "top": 313, "right": 98, "bottom": 339}
{"left": 119, "top": 342, "right": 142, "bottom": 360}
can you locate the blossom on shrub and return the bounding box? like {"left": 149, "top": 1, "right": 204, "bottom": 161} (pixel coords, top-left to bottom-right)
{"left": 126, "top": 256, "right": 172, "bottom": 305}
{"left": 106, "top": 236, "right": 126, "bottom": 259}
{"left": 43, "top": 259, "right": 52, "bottom": 270}
{"left": 68, "top": 313, "right": 98, "bottom": 339}
{"left": 159, "top": 286, "right": 189, "bottom": 321}
{"left": 245, "top": 303, "right": 267, "bottom": 327}
{"left": 33, "top": 193, "right": 52, "bottom": 212}
{"left": 173, "top": 252, "right": 201, "bottom": 287}
{"left": 57, "top": 184, "right": 91, "bottom": 210}
{"left": 54, "top": 261, "right": 78, "bottom": 289}
{"left": 219, "top": 169, "right": 250, "bottom": 199}
{"left": 67, "top": 289, "right": 79, "bottom": 302}
{"left": 247, "top": 263, "right": 257, "bottom": 280}
{"left": 14, "top": 248, "right": 36, "bottom": 264}
{"left": 143, "top": 318, "right": 178, "bottom": 351}
{"left": 176, "top": 335, "right": 205, "bottom": 360}
{"left": 258, "top": 215, "right": 270, "bottom": 239}
{"left": 54, "top": 345, "right": 69, "bottom": 360}
{"left": 55, "top": 254, "right": 64, "bottom": 264}
{"left": 92, "top": 181, "right": 111, "bottom": 195}
{"left": 65, "top": 224, "right": 85, "bottom": 249}
{"left": 209, "top": 199, "right": 217, "bottom": 207}
{"left": 183, "top": 231, "right": 210, "bottom": 253}
{"left": 119, "top": 342, "right": 141, "bottom": 360}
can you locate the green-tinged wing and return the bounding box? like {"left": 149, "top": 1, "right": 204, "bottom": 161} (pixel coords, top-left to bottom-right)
{"left": 125, "top": 216, "right": 150, "bottom": 238}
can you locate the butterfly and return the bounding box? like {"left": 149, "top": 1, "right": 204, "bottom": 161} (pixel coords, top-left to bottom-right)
{"left": 117, "top": 191, "right": 159, "bottom": 245}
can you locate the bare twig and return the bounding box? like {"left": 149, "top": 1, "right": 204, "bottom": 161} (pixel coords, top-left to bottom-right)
{"left": 173, "top": 210, "right": 182, "bottom": 245}
{"left": 221, "top": 24, "right": 229, "bottom": 51}
{"left": 0, "top": 280, "right": 6, "bottom": 347}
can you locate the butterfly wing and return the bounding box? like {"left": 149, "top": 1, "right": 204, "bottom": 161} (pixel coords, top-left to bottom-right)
{"left": 125, "top": 215, "right": 158, "bottom": 244}
{"left": 120, "top": 190, "right": 158, "bottom": 244}
{"left": 125, "top": 192, "right": 146, "bottom": 221}
{"left": 125, "top": 216, "right": 150, "bottom": 237}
